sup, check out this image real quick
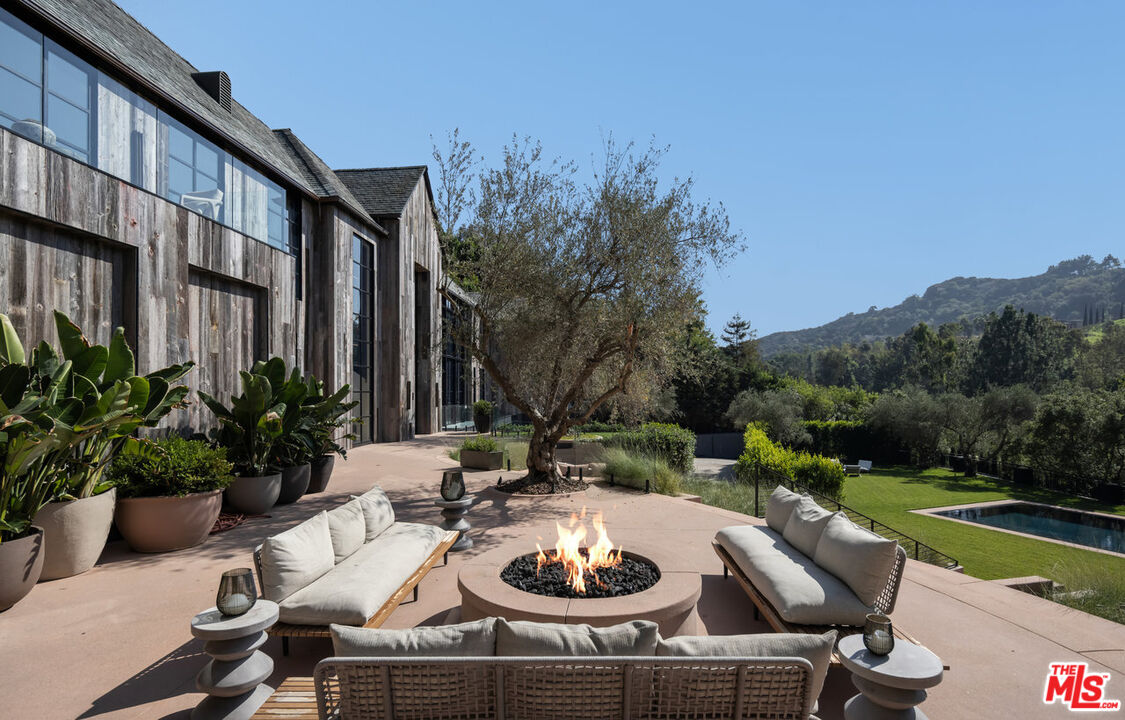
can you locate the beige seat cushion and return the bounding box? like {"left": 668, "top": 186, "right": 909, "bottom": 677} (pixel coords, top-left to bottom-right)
{"left": 716, "top": 525, "right": 874, "bottom": 626}
{"left": 331, "top": 618, "right": 497, "bottom": 657}
{"left": 765, "top": 485, "right": 804, "bottom": 534}
{"left": 496, "top": 619, "right": 659, "bottom": 657}
{"left": 782, "top": 497, "right": 835, "bottom": 558}
{"left": 259, "top": 511, "right": 335, "bottom": 603}
{"left": 326, "top": 499, "right": 367, "bottom": 563}
{"left": 353, "top": 486, "right": 396, "bottom": 540}
{"left": 657, "top": 629, "right": 837, "bottom": 704}
{"left": 814, "top": 513, "right": 898, "bottom": 607}
{"left": 278, "top": 521, "right": 446, "bottom": 625}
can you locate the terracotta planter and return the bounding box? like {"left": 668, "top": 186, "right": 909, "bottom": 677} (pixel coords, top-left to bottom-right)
{"left": 461, "top": 449, "right": 503, "bottom": 471}
{"left": 35, "top": 488, "right": 116, "bottom": 580}
{"left": 306, "top": 455, "right": 335, "bottom": 494}
{"left": 114, "top": 489, "right": 223, "bottom": 553}
{"left": 224, "top": 473, "right": 281, "bottom": 515}
{"left": 0, "top": 526, "right": 44, "bottom": 611}
{"left": 276, "top": 463, "right": 311, "bottom": 504}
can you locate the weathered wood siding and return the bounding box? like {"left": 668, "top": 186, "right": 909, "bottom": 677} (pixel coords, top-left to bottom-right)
{"left": 0, "top": 127, "right": 305, "bottom": 432}
{"left": 376, "top": 175, "right": 442, "bottom": 441}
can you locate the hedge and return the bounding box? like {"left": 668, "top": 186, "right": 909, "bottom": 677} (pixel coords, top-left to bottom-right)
{"left": 734, "top": 423, "right": 844, "bottom": 501}
{"left": 604, "top": 422, "right": 695, "bottom": 474}
{"left": 803, "top": 420, "right": 900, "bottom": 464}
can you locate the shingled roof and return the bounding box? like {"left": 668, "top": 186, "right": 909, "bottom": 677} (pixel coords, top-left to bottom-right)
{"left": 272, "top": 129, "right": 378, "bottom": 227}
{"left": 334, "top": 167, "right": 435, "bottom": 219}
{"left": 18, "top": 0, "right": 316, "bottom": 197}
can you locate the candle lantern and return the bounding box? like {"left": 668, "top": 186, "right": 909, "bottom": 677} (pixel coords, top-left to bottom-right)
{"left": 441, "top": 470, "right": 466, "bottom": 501}
{"left": 863, "top": 613, "right": 894, "bottom": 655}
{"left": 216, "top": 568, "right": 258, "bottom": 617}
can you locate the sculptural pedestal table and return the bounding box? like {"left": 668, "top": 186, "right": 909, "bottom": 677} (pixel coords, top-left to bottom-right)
{"left": 189, "top": 600, "right": 278, "bottom": 720}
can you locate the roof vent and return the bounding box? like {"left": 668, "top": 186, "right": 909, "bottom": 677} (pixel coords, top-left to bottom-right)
{"left": 192, "top": 71, "right": 231, "bottom": 113}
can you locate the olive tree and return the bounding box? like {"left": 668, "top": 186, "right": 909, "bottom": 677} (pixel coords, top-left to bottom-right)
{"left": 438, "top": 136, "right": 741, "bottom": 491}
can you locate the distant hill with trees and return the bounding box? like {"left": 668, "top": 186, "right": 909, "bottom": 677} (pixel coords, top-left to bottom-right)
{"left": 758, "top": 255, "right": 1125, "bottom": 357}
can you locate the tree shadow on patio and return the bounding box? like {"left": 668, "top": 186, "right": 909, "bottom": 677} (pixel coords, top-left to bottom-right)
{"left": 78, "top": 638, "right": 204, "bottom": 718}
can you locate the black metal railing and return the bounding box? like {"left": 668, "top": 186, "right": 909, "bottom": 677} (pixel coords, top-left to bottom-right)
{"left": 747, "top": 469, "right": 961, "bottom": 571}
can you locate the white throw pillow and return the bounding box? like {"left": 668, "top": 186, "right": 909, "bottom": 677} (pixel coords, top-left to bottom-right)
{"left": 781, "top": 497, "right": 835, "bottom": 558}
{"left": 814, "top": 513, "right": 899, "bottom": 607}
{"left": 259, "top": 511, "right": 334, "bottom": 602}
{"left": 352, "top": 485, "right": 395, "bottom": 540}
{"left": 326, "top": 499, "right": 367, "bottom": 563}
{"left": 765, "top": 486, "right": 804, "bottom": 534}
{"left": 331, "top": 619, "right": 497, "bottom": 657}
{"left": 495, "top": 619, "right": 659, "bottom": 657}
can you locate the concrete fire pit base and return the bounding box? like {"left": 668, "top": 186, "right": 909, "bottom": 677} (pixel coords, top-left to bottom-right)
{"left": 458, "top": 539, "right": 701, "bottom": 637}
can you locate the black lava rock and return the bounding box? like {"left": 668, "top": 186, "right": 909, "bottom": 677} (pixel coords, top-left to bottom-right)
{"left": 500, "top": 551, "right": 660, "bottom": 599}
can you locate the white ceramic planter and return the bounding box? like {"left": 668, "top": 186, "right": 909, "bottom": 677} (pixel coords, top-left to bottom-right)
{"left": 0, "top": 527, "right": 44, "bottom": 611}
{"left": 35, "top": 488, "right": 116, "bottom": 580}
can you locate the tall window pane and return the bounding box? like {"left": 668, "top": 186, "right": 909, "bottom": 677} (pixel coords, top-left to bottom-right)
{"left": 45, "top": 41, "right": 93, "bottom": 163}
{"left": 96, "top": 71, "right": 157, "bottom": 191}
{"left": 0, "top": 8, "right": 43, "bottom": 139}
{"left": 160, "top": 111, "right": 225, "bottom": 222}
{"left": 352, "top": 236, "right": 375, "bottom": 444}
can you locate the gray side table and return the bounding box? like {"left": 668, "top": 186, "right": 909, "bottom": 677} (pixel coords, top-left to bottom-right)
{"left": 435, "top": 494, "right": 475, "bottom": 551}
{"left": 837, "top": 633, "right": 944, "bottom": 720}
{"left": 190, "top": 600, "right": 279, "bottom": 720}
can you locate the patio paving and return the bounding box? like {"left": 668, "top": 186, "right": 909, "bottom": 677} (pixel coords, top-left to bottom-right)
{"left": 0, "top": 434, "right": 1121, "bottom": 719}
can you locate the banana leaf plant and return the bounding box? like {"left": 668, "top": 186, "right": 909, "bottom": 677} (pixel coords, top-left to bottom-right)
{"left": 305, "top": 378, "right": 358, "bottom": 459}
{"left": 198, "top": 362, "right": 288, "bottom": 477}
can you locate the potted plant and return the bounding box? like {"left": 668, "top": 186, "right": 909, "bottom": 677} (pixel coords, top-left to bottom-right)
{"left": 459, "top": 435, "right": 504, "bottom": 471}
{"left": 472, "top": 400, "right": 494, "bottom": 434}
{"left": 251, "top": 358, "right": 315, "bottom": 504}
{"left": 199, "top": 367, "right": 286, "bottom": 515}
{"left": 31, "top": 312, "right": 194, "bottom": 579}
{"left": 304, "top": 379, "right": 357, "bottom": 494}
{"left": 109, "top": 436, "right": 233, "bottom": 552}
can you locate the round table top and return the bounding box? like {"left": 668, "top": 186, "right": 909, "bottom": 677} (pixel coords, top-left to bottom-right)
{"left": 191, "top": 600, "right": 279, "bottom": 640}
{"left": 837, "top": 634, "right": 944, "bottom": 690}
{"left": 434, "top": 494, "right": 476, "bottom": 509}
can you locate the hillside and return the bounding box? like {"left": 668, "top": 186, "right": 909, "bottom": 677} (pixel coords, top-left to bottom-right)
{"left": 758, "top": 255, "right": 1125, "bottom": 357}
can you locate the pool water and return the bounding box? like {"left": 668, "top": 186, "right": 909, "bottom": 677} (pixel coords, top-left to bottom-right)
{"left": 936, "top": 503, "right": 1125, "bottom": 554}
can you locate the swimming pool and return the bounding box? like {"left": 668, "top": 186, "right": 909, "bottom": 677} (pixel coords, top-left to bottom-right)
{"left": 933, "top": 502, "right": 1125, "bottom": 554}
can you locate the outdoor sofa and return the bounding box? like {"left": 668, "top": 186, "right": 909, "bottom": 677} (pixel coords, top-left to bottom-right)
{"left": 251, "top": 617, "right": 836, "bottom": 720}
{"left": 713, "top": 486, "right": 912, "bottom": 659}
{"left": 253, "top": 484, "right": 459, "bottom": 654}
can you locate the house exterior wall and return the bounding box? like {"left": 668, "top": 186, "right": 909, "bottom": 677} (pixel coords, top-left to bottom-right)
{"left": 375, "top": 175, "right": 442, "bottom": 442}
{"left": 0, "top": 126, "right": 305, "bottom": 432}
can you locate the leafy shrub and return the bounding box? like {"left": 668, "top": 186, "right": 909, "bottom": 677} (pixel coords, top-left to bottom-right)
{"left": 461, "top": 436, "right": 499, "bottom": 453}
{"left": 803, "top": 420, "right": 897, "bottom": 463}
{"left": 602, "top": 447, "right": 682, "bottom": 496}
{"left": 734, "top": 423, "right": 844, "bottom": 501}
{"left": 110, "top": 436, "right": 234, "bottom": 498}
{"left": 790, "top": 451, "right": 845, "bottom": 500}
{"left": 575, "top": 421, "right": 627, "bottom": 434}
{"left": 472, "top": 400, "right": 494, "bottom": 415}
{"left": 497, "top": 423, "right": 532, "bottom": 436}
{"left": 604, "top": 422, "right": 695, "bottom": 474}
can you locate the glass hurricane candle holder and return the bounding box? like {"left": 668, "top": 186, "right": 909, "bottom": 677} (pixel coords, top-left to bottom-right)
{"left": 216, "top": 568, "right": 257, "bottom": 617}
{"left": 863, "top": 613, "right": 895, "bottom": 655}
{"left": 441, "top": 470, "right": 466, "bottom": 501}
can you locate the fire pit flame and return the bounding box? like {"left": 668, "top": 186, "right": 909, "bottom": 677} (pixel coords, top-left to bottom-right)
{"left": 535, "top": 508, "right": 623, "bottom": 594}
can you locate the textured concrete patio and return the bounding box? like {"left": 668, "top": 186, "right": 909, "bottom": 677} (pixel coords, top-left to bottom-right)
{"left": 0, "top": 435, "right": 1121, "bottom": 719}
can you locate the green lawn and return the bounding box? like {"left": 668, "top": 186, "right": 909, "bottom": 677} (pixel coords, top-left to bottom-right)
{"left": 841, "top": 467, "right": 1125, "bottom": 582}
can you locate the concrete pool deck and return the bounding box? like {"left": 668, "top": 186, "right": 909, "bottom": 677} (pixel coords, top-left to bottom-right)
{"left": 0, "top": 434, "right": 1122, "bottom": 719}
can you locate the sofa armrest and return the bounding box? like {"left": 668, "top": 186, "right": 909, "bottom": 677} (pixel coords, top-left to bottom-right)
{"left": 875, "top": 545, "right": 908, "bottom": 615}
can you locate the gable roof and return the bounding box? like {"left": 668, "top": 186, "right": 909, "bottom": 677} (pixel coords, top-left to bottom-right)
{"left": 17, "top": 0, "right": 316, "bottom": 197}
{"left": 334, "top": 166, "right": 435, "bottom": 220}
{"left": 272, "top": 129, "right": 379, "bottom": 228}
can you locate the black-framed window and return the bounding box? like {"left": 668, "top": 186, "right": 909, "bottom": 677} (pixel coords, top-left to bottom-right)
{"left": 352, "top": 235, "right": 375, "bottom": 444}
{"left": 441, "top": 296, "right": 473, "bottom": 430}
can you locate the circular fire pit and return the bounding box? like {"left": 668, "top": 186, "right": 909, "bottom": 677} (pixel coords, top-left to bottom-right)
{"left": 459, "top": 531, "right": 701, "bottom": 637}
{"left": 501, "top": 549, "right": 661, "bottom": 599}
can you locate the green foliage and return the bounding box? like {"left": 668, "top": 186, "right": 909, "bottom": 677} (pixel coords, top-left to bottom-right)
{"left": 1026, "top": 387, "right": 1125, "bottom": 489}
{"left": 199, "top": 359, "right": 289, "bottom": 477}
{"left": 601, "top": 447, "right": 682, "bottom": 495}
{"left": 1050, "top": 558, "right": 1125, "bottom": 626}
{"left": 789, "top": 451, "right": 845, "bottom": 499}
{"left": 460, "top": 435, "right": 499, "bottom": 453}
{"left": 472, "top": 400, "right": 494, "bottom": 416}
{"left": 497, "top": 423, "right": 532, "bottom": 436}
{"left": 733, "top": 423, "right": 844, "bottom": 500}
{"left": 604, "top": 422, "right": 695, "bottom": 474}
{"left": 574, "top": 421, "right": 627, "bottom": 434}
{"left": 726, "top": 388, "right": 810, "bottom": 447}
{"left": 968, "top": 306, "right": 1080, "bottom": 392}
{"left": 109, "top": 436, "right": 233, "bottom": 498}
{"left": 867, "top": 386, "right": 944, "bottom": 466}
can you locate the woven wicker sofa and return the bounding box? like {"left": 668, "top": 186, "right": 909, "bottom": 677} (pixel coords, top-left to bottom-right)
{"left": 713, "top": 486, "right": 909, "bottom": 656}
{"left": 252, "top": 618, "right": 835, "bottom": 720}
{"left": 253, "top": 485, "right": 459, "bottom": 654}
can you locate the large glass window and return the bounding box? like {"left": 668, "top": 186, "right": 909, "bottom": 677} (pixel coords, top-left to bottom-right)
{"left": 45, "top": 41, "right": 94, "bottom": 163}
{"left": 162, "top": 112, "right": 223, "bottom": 221}
{"left": 0, "top": 8, "right": 44, "bottom": 139}
{"left": 352, "top": 236, "right": 375, "bottom": 444}
{"left": 441, "top": 297, "right": 473, "bottom": 430}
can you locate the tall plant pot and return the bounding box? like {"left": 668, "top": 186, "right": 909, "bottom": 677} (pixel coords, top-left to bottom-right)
{"left": 114, "top": 490, "right": 223, "bottom": 553}
{"left": 35, "top": 488, "right": 116, "bottom": 580}
{"left": 0, "top": 527, "right": 44, "bottom": 611}
{"left": 305, "top": 455, "right": 335, "bottom": 494}
{"left": 473, "top": 413, "right": 492, "bottom": 434}
{"left": 276, "top": 464, "right": 311, "bottom": 505}
{"left": 225, "top": 474, "right": 281, "bottom": 515}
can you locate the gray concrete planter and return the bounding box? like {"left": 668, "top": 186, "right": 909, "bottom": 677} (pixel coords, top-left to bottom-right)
{"left": 114, "top": 489, "right": 223, "bottom": 553}
{"left": 276, "top": 464, "right": 311, "bottom": 505}
{"left": 225, "top": 474, "right": 281, "bottom": 515}
{"left": 461, "top": 450, "right": 503, "bottom": 471}
{"left": 0, "top": 526, "right": 44, "bottom": 611}
{"left": 35, "top": 488, "right": 116, "bottom": 580}
{"left": 306, "top": 455, "right": 335, "bottom": 494}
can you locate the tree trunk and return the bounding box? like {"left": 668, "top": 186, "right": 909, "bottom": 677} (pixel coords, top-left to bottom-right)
{"left": 525, "top": 431, "right": 561, "bottom": 489}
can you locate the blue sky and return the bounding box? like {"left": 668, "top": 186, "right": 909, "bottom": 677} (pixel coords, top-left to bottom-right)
{"left": 118, "top": 1, "right": 1125, "bottom": 338}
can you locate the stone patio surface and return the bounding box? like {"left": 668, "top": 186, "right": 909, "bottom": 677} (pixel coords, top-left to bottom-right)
{"left": 0, "top": 434, "right": 1121, "bottom": 719}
